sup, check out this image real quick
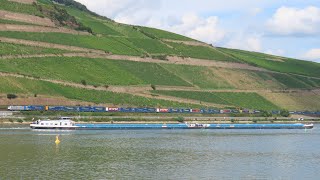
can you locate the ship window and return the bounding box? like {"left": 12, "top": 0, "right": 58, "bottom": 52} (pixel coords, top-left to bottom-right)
{"left": 41, "top": 123, "right": 44, "bottom": 125}
{"left": 50, "top": 123, "right": 53, "bottom": 125}
{"left": 65, "top": 123, "right": 68, "bottom": 125}
{"left": 46, "top": 123, "right": 48, "bottom": 125}
{"left": 55, "top": 123, "right": 58, "bottom": 125}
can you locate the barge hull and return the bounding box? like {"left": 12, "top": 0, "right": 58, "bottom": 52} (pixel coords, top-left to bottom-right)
{"left": 75, "top": 123, "right": 313, "bottom": 130}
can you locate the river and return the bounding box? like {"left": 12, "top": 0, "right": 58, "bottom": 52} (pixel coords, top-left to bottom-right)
{"left": 0, "top": 124, "right": 319, "bottom": 179}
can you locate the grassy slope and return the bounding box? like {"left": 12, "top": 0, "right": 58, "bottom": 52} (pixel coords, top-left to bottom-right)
{"left": 0, "top": 57, "right": 192, "bottom": 86}
{"left": 0, "top": 76, "right": 202, "bottom": 107}
{"left": 137, "top": 26, "right": 195, "bottom": 41}
{"left": 0, "top": 31, "right": 143, "bottom": 55}
{"left": 218, "top": 47, "right": 320, "bottom": 78}
{"left": 259, "top": 91, "right": 320, "bottom": 111}
{"left": 65, "top": 7, "right": 122, "bottom": 36}
{"left": 0, "top": 19, "right": 39, "bottom": 26}
{"left": 160, "top": 64, "right": 234, "bottom": 89}
{"left": 168, "top": 42, "right": 238, "bottom": 62}
{"left": 0, "top": 0, "right": 42, "bottom": 16}
{"left": 153, "top": 90, "right": 279, "bottom": 110}
{"left": 0, "top": 42, "right": 69, "bottom": 55}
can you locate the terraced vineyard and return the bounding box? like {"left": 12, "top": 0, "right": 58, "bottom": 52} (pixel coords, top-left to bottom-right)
{"left": 0, "top": 76, "right": 200, "bottom": 108}
{"left": 137, "top": 26, "right": 194, "bottom": 41}
{"left": 0, "top": 0, "right": 319, "bottom": 111}
{"left": 218, "top": 47, "right": 320, "bottom": 78}
{"left": 0, "top": 42, "right": 69, "bottom": 55}
{"left": 0, "top": 32, "right": 143, "bottom": 55}
{"left": 160, "top": 64, "right": 234, "bottom": 89}
{"left": 169, "top": 42, "right": 238, "bottom": 61}
{"left": 153, "top": 91, "right": 279, "bottom": 110}
{"left": 0, "top": 0, "right": 42, "bottom": 16}
{"left": 0, "top": 57, "right": 193, "bottom": 86}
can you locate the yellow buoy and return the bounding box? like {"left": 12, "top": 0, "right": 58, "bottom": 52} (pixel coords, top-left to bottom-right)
{"left": 55, "top": 135, "right": 60, "bottom": 144}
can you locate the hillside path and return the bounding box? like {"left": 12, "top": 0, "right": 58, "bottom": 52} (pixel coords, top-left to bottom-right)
{"left": 0, "top": 24, "right": 89, "bottom": 35}
{"left": 0, "top": 37, "right": 106, "bottom": 54}
{"left": 8, "top": 0, "right": 35, "bottom": 4}
{"left": 0, "top": 10, "right": 55, "bottom": 27}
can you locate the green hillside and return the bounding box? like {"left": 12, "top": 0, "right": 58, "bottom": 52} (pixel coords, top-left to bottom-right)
{"left": 0, "top": 0, "right": 319, "bottom": 111}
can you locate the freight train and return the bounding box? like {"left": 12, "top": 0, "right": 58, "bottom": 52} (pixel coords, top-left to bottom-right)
{"left": 6, "top": 105, "right": 320, "bottom": 115}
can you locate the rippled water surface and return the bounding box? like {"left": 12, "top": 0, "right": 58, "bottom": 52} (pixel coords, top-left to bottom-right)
{"left": 0, "top": 124, "right": 319, "bottom": 179}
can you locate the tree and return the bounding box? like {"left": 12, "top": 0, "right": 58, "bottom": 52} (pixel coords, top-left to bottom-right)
{"left": 7, "top": 94, "right": 17, "bottom": 99}
{"left": 280, "top": 109, "right": 290, "bottom": 117}
{"left": 261, "top": 110, "right": 272, "bottom": 117}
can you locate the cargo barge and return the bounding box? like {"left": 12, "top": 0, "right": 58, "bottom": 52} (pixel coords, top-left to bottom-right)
{"left": 31, "top": 118, "right": 314, "bottom": 130}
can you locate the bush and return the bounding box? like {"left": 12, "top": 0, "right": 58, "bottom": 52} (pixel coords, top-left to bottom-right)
{"left": 175, "top": 116, "right": 184, "bottom": 123}
{"left": 151, "top": 84, "right": 156, "bottom": 90}
{"left": 252, "top": 119, "right": 258, "bottom": 123}
{"left": 9, "top": 119, "right": 13, "bottom": 123}
{"left": 152, "top": 55, "right": 168, "bottom": 60}
{"left": 261, "top": 110, "right": 272, "bottom": 117}
{"left": 280, "top": 109, "right": 290, "bottom": 117}
{"left": 7, "top": 94, "right": 17, "bottom": 99}
{"left": 81, "top": 80, "right": 87, "bottom": 86}
{"left": 34, "top": 94, "right": 37, "bottom": 97}
{"left": 16, "top": 119, "right": 23, "bottom": 123}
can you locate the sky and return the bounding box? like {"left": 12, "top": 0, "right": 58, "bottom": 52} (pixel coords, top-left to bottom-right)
{"left": 75, "top": 0, "right": 320, "bottom": 62}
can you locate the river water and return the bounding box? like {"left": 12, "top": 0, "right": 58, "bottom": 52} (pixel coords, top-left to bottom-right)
{"left": 0, "top": 124, "right": 319, "bottom": 179}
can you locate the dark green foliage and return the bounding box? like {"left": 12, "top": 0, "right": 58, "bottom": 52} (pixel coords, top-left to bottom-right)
{"left": 151, "top": 84, "right": 156, "bottom": 90}
{"left": 280, "top": 109, "right": 290, "bottom": 117}
{"left": 152, "top": 55, "right": 168, "bottom": 60}
{"left": 261, "top": 110, "right": 272, "bottom": 117}
{"left": 75, "top": 22, "right": 93, "bottom": 33}
{"left": 16, "top": 119, "right": 23, "bottom": 123}
{"left": 7, "top": 94, "right": 17, "bottom": 99}
{"left": 35, "top": 3, "right": 93, "bottom": 33}
{"left": 175, "top": 116, "right": 185, "bottom": 123}
{"left": 81, "top": 80, "right": 87, "bottom": 86}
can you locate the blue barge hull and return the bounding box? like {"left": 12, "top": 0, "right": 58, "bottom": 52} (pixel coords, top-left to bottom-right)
{"left": 75, "top": 123, "right": 313, "bottom": 130}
